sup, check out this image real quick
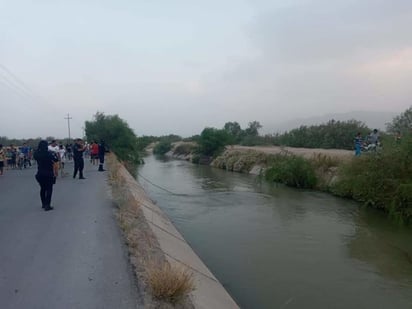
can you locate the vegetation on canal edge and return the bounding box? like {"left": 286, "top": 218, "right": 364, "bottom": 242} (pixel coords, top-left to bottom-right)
{"left": 153, "top": 140, "right": 172, "bottom": 155}
{"left": 146, "top": 262, "right": 195, "bottom": 305}
{"left": 265, "top": 154, "right": 317, "bottom": 188}
{"left": 331, "top": 134, "right": 412, "bottom": 224}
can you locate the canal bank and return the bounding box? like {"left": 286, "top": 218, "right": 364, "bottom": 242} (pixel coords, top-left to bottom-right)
{"left": 108, "top": 155, "right": 239, "bottom": 308}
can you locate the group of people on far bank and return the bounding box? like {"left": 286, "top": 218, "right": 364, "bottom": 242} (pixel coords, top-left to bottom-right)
{"left": 33, "top": 138, "right": 107, "bottom": 211}
{"left": 354, "top": 129, "right": 402, "bottom": 156}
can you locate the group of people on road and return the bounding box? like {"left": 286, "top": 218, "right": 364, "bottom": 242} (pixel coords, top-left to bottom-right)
{"left": 0, "top": 143, "right": 33, "bottom": 172}
{"left": 31, "top": 138, "right": 107, "bottom": 211}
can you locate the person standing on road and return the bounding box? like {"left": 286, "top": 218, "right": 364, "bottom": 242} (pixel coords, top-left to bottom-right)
{"left": 90, "top": 141, "right": 99, "bottom": 165}
{"left": 34, "top": 140, "right": 58, "bottom": 211}
{"left": 98, "top": 140, "right": 106, "bottom": 172}
{"left": 21, "top": 142, "right": 32, "bottom": 168}
{"left": 73, "top": 138, "right": 86, "bottom": 179}
{"left": 0, "top": 144, "right": 5, "bottom": 175}
{"left": 48, "top": 140, "right": 59, "bottom": 155}
{"left": 58, "top": 144, "right": 66, "bottom": 177}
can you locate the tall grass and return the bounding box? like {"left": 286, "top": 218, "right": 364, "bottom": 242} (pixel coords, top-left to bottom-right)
{"left": 265, "top": 153, "right": 317, "bottom": 189}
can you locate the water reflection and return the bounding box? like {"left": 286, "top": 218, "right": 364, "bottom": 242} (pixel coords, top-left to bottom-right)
{"left": 348, "top": 208, "right": 412, "bottom": 284}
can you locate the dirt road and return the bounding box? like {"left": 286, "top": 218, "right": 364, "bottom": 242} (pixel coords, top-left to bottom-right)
{"left": 231, "top": 145, "right": 353, "bottom": 159}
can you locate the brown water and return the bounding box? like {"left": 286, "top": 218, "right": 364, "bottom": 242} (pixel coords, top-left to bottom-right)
{"left": 138, "top": 155, "right": 412, "bottom": 309}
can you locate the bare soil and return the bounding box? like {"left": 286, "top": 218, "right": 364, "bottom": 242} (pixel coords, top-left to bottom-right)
{"left": 230, "top": 145, "right": 353, "bottom": 159}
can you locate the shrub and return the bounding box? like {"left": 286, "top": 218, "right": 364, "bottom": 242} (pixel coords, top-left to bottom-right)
{"left": 153, "top": 140, "right": 172, "bottom": 155}
{"left": 146, "top": 262, "right": 195, "bottom": 304}
{"left": 265, "top": 154, "right": 317, "bottom": 188}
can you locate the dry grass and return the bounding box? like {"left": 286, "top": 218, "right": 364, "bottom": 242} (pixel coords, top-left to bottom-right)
{"left": 146, "top": 262, "right": 195, "bottom": 305}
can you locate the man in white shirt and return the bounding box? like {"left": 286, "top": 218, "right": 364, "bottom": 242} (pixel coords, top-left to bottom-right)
{"left": 48, "top": 140, "right": 61, "bottom": 163}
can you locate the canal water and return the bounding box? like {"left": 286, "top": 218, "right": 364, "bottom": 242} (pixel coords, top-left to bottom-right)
{"left": 137, "top": 155, "right": 412, "bottom": 309}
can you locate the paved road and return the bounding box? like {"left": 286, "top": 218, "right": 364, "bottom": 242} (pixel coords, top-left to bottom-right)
{"left": 0, "top": 161, "right": 141, "bottom": 309}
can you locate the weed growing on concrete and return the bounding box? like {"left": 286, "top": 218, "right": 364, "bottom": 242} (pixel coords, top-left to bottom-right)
{"left": 146, "top": 261, "right": 195, "bottom": 305}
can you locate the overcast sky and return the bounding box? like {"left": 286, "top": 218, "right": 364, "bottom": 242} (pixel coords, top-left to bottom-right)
{"left": 1, "top": 0, "right": 411, "bottom": 138}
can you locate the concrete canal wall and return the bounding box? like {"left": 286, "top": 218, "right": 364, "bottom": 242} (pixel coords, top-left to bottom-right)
{"left": 116, "top": 162, "right": 239, "bottom": 309}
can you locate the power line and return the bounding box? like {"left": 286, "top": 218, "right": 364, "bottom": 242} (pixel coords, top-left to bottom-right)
{"left": 0, "top": 73, "right": 35, "bottom": 102}
{"left": 0, "top": 64, "right": 38, "bottom": 98}
{"left": 0, "top": 63, "right": 55, "bottom": 110}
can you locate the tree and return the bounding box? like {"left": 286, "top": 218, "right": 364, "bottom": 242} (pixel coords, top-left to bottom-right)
{"left": 85, "top": 112, "right": 140, "bottom": 164}
{"left": 387, "top": 106, "right": 412, "bottom": 134}
{"left": 244, "top": 121, "right": 262, "bottom": 137}
{"left": 197, "top": 128, "right": 231, "bottom": 156}
{"left": 153, "top": 140, "right": 172, "bottom": 155}
{"left": 223, "top": 121, "right": 243, "bottom": 144}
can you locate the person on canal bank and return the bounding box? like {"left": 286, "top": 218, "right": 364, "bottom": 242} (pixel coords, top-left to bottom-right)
{"left": 34, "top": 140, "right": 58, "bottom": 211}
{"left": 73, "top": 138, "right": 86, "bottom": 179}
{"left": 98, "top": 140, "right": 106, "bottom": 172}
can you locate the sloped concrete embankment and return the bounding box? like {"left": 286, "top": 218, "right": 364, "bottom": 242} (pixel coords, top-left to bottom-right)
{"left": 114, "top": 160, "right": 239, "bottom": 309}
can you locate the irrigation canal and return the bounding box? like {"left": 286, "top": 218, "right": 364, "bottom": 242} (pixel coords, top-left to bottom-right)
{"left": 137, "top": 155, "right": 412, "bottom": 309}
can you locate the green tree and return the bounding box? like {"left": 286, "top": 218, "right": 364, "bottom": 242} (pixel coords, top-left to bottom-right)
{"left": 223, "top": 121, "right": 243, "bottom": 144}
{"left": 153, "top": 140, "right": 172, "bottom": 155}
{"left": 85, "top": 112, "right": 140, "bottom": 164}
{"left": 244, "top": 121, "right": 262, "bottom": 137}
{"left": 386, "top": 106, "right": 412, "bottom": 134}
{"left": 197, "top": 128, "right": 231, "bottom": 157}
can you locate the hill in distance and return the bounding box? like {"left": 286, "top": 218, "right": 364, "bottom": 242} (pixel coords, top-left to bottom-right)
{"left": 269, "top": 111, "right": 398, "bottom": 134}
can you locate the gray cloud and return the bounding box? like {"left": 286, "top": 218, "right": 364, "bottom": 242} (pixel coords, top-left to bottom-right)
{"left": 0, "top": 0, "right": 411, "bottom": 138}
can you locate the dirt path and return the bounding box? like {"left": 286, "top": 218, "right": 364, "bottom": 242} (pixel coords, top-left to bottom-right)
{"left": 231, "top": 145, "right": 353, "bottom": 159}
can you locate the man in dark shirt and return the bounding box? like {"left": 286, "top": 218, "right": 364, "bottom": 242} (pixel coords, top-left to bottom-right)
{"left": 98, "top": 140, "right": 106, "bottom": 172}
{"left": 73, "top": 138, "right": 86, "bottom": 179}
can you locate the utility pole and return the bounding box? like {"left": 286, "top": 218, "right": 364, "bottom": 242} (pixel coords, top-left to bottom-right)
{"left": 64, "top": 113, "right": 72, "bottom": 143}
